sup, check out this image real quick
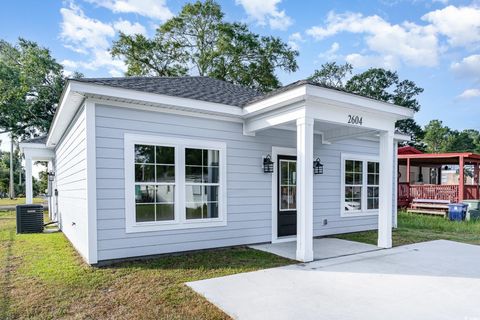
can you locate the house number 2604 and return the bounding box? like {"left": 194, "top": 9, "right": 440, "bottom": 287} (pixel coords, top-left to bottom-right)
{"left": 347, "top": 115, "right": 363, "bottom": 125}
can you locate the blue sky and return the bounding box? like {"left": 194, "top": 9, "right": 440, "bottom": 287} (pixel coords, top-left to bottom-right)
{"left": 1, "top": 0, "right": 480, "bottom": 138}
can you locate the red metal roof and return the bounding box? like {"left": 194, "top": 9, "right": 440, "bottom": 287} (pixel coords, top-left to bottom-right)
{"left": 398, "top": 146, "right": 423, "bottom": 155}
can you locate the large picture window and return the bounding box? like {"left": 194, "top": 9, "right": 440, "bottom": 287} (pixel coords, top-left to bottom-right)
{"left": 341, "top": 154, "right": 379, "bottom": 216}
{"left": 125, "top": 134, "right": 227, "bottom": 233}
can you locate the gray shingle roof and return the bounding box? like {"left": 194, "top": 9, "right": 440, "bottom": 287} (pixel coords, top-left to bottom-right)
{"left": 74, "top": 76, "right": 263, "bottom": 108}
{"left": 21, "top": 135, "right": 47, "bottom": 144}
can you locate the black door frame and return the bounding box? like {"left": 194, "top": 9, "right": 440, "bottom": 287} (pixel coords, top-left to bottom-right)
{"left": 277, "top": 155, "right": 297, "bottom": 237}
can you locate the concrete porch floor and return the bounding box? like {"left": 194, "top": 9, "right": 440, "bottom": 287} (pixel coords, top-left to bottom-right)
{"left": 249, "top": 238, "right": 379, "bottom": 261}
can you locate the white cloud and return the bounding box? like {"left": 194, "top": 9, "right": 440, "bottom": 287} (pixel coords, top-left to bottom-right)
{"left": 113, "top": 19, "right": 147, "bottom": 35}
{"left": 60, "top": 2, "right": 128, "bottom": 76}
{"left": 60, "top": 2, "right": 115, "bottom": 51}
{"left": 458, "top": 88, "right": 480, "bottom": 99}
{"left": 422, "top": 5, "right": 480, "bottom": 47}
{"left": 306, "top": 11, "right": 439, "bottom": 67}
{"left": 345, "top": 53, "right": 399, "bottom": 69}
{"left": 451, "top": 54, "right": 480, "bottom": 80}
{"left": 287, "top": 32, "right": 304, "bottom": 50}
{"left": 85, "top": 0, "right": 173, "bottom": 21}
{"left": 235, "top": 0, "right": 293, "bottom": 30}
{"left": 318, "top": 42, "right": 340, "bottom": 60}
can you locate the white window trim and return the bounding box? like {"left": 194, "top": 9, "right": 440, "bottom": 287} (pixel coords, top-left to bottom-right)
{"left": 125, "top": 133, "right": 227, "bottom": 233}
{"left": 340, "top": 153, "right": 379, "bottom": 217}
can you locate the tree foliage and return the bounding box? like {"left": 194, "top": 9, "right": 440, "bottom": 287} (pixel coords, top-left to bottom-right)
{"left": 0, "top": 38, "right": 73, "bottom": 139}
{"left": 111, "top": 0, "right": 298, "bottom": 92}
{"left": 423, "top": 120, "right": 480, "bottom": 153}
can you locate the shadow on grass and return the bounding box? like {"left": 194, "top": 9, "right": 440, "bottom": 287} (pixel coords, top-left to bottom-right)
{"left": 103, "top": 246, "right": 294, "bottom": 274}
{"left": 0, "top": 226, "right": 15, "bottom": 319}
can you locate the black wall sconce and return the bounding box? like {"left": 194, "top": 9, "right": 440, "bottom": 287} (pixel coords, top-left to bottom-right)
{"left": 313, "top": 157, "right": 324, "bottom": 174}
{"left": 47, "top": 171, "right": 55, "bottom": 182}
{"left": 263, "top": 154, "right": 274, "bottom": 173}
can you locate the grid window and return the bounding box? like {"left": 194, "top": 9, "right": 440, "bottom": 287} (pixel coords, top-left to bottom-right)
{"left": 134, "top": 144, "right": 175, "bottom": 222}
{"left": 279, "top": 160, "right": 297, "bottom": 210}
{"left": 344, "top": 160, "right": 363, "bottom": 211}
{"left": 185, "top": 148, "right": 220, "bottom": 219}
{"left": 367, "top": 161, "right": 380, "bottom": 210}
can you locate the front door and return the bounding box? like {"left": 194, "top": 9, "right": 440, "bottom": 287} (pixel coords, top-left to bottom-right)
{"left": 277, "top": 155, "right": 297, "bottom": 237}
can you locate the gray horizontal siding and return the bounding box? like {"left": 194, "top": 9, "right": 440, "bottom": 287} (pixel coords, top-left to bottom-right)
{"left": 94, "top": 103, "right": 382, "bottom": 261}
{"left": 55, "top": 106, "right": 89, "bottom": 260}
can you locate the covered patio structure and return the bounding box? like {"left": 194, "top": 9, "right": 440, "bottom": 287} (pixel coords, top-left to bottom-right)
{"left": 398, "top": 149, "right": 480, "bottom": 206}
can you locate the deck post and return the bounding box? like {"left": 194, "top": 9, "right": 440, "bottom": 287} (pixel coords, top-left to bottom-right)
{"left": 459, "top": 156, "right": 465, "bottom": 202}
{"left": 378, "top": 130, "right": 394, "bottom": 248}
{"left": 296, "top": 116, "right": 314, "bottom": 262}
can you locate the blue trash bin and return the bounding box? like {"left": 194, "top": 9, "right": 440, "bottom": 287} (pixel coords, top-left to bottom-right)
{"left": 448, "top": 203, "right": 468, "bottom": 221}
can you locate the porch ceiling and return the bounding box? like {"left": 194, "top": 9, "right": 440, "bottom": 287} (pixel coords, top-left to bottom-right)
{"left": 275, "top": 120, "right": 379, "bottom": 143}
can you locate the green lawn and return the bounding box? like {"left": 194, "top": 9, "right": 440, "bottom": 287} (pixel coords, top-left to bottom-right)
{"left": 0, "top": 211, "right": 292, "bottom": 319}
{"left": 335, "top": 211, "right": 480, "bottom": 246}
{"left": 0, "top": 198, "right": 44, "bottom": 206}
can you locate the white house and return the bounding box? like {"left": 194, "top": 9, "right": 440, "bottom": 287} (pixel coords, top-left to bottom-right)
{"left": 20, "top": 76, "right": 413, "bottom": 265}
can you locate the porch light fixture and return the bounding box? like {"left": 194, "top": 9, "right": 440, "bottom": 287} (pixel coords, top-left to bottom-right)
{"left": 47, "top": 171, "right": 55, "bottom": 182}
{"left": 313, "top": 158, "right": 324, "bottom": 175}
{"left": 263, "top": 154, "right": 274, "bottom": 173}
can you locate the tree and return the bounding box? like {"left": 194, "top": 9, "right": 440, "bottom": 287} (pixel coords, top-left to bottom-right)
{"left": 308, "top": 62, "right": 352, "bottom": 88}
{"left": 309, "top": 63, "right": 425, "bottom": 147}
{"left": 423, "top": 120, "right": 449, "bottom": 153}
{"left": 0, "top": 38, "right": 75, "bottom": 198}
{"left": 111, "top": 0, "right": 298, "bottom": 92}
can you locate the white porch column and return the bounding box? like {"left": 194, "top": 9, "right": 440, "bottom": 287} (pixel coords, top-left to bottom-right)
{"left": 296, "top": 116, "right": 314, "bottom": 262}
{"left": 25, "top": 156, "right": 33, "bottom": 204}
{"left": 378, "top": 130, "right": 394, "bottom": 248}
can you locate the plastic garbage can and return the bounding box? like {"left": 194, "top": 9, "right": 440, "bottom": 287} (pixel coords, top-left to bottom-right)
{"left": 462, "top": 200, "right": 480, "bottom": 221}
{"left": 448, "top": 203, "right": 468, "bottom": 221}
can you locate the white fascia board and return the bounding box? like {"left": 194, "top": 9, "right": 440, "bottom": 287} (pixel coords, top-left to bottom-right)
{"left": 394, "top": 132, "right": 411, "bottom": 142}
{"left": 243, "top": 85, "right": 307, "bottom": 117}
{"left": 306, "top": 85, "right": 414, "bottom": 120}
{"left": 70, "top": 81, "right": 244, "bottom": 117}
{"left": 47, "top": 80, "right": 244, "bottom": 147}
{"left": 19, "top": 143, "right": 50, "bottom": 151}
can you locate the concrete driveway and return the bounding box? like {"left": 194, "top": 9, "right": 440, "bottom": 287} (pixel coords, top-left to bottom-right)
{"left": 188, "top": 240, "right": 480, "bottom": 320}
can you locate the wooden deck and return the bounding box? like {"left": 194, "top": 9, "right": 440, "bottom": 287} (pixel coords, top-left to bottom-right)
{"left": 398, "top": 183, "right": 480, "bottom": 207}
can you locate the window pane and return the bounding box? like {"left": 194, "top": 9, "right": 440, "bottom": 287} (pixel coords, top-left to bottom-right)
{"left": 345, "top": 172, "right": 353, "bottom": 184}
{"left": 203, "top": 149, "right": 219, "bottom": 166}
{"left": 186, "top": 166, "right": 203, "bottom": 182}
{"left": 367, "top": 198, "right": 379, "bottom": 210}
{"left": 156, "top": 204, "right": 174, "bottom": 221}
{"left": 289, "top": 162, "right": 296, "bottom": 185}
{"left": 281, "top": 161, "right": 289, "bottom": 185}
{"left": 135, "top": 164, "right": 155, "bottom": 182}
{"left": 185, "top": 185, "right": 203, "bottom": 203}
{"left": 204, "top": 186, "right": 218, "bottom": 202}
{"left": 136, "top": 204, "right": 155, "bottom": 222}
{"left": 135, "top": 145, "right": 155, "bottom": 163}
{"left": 135, "top": 185, "right": 155, "bottom": 203}
{"left": 203, "top": 166, "right": 219, "bottom": 183}
{"left": 288, "top": 186, "right": 296, "bottom": 210}
{"left": 156, "top": 146, "right": 174, "bottom": 164}
{"left": 280, "top": 186, "right": 289, "bottom": 210}
{"left": 354, "top": 161, "right": 362, "bottom": 172}
{"left": 186, "top": 202, "right": 203, "bottom": 219}
{"left": 204, "top": 202, "right": 218, "bottom": 218}
{"left": 157, "top": 165, "right": 175, "bottom": 182}
{"left": 345, "top": 160, "right": 353, "bottom": 172}
{"left": 345, "top": 186, "right": 362, "bottom": 211}
{"left": 368, "top": 186, "right": 379, "bottom": 198}
{"left": 353, "top": 173, "right": 363, "bottom": 185}
{"left": 186, "top": 148, "right": 203, "bottom": 165}
{"left": 156, "top": 185, "right": 174, "bottom": 203}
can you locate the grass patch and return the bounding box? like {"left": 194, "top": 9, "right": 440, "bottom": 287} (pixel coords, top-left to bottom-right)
{"left": 0, "top": 211, "right": 292, "bottom": 319}
{"left": 0, "top": 198, "right": 44, "bottom": 206}
{"left": 335, "top": 211, "right": 480, "bottom": 246}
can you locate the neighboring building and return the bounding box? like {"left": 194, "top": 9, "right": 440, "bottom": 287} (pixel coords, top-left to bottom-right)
{"left": 397, "top": 146, "right": 480, "bottom": 206}
{"left": 20, "top": 76, "right": 413, "bottom": 265}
